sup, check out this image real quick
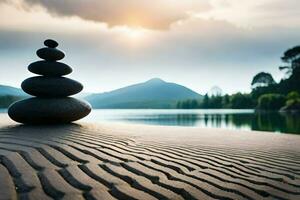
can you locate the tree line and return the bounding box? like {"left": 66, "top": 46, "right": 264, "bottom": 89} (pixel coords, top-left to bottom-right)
{"left": 177, "top": 45, "right": 300, "bottom": 111}
{"left": 177, "top": 93, "right": 254, "bottom": 109}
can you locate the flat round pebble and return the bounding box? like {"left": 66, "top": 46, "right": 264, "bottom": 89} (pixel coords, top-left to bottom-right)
{"left": 37, "top": 48, "right": 65, "bottom": 61}
{"left": 28, "top": 61, "right": 73, "bottom": 76}
{"left": 8, "top": 97, "right": 92, "bottom": 124}
{"left": 44, "top": 39, "right": 59, "bottom": 48}
{"left": 22, "top": 76, "right": 83, "bottom": 97}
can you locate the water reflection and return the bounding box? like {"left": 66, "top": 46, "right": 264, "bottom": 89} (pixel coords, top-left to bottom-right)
{"left": 83, "top": 109, "right": 300, "bottom": 134}
{"left": 252, "top": 112, "right": 300, "bottom": 134}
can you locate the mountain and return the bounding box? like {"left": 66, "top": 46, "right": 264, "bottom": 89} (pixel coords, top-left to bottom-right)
{"left": 86, "top": 78, "right": 202, "bottom": 109}
{"left": 0, "top": 85, "right": 26, "bottom": 96}
{"left": 0, "top": 85, "right": 28, "bottom": 108}
{"left": 74, "top": 92, "right": 93, "bottom": 99}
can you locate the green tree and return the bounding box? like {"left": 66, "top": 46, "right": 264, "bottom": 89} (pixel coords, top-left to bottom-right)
{"left": 222, "top": 94, "right": 230, "bottom": 108}
{"left": 251, "top": 72, "right": 276, "bottom": 88}
{"left": 176, "top": 101, "right": 182, "bottom": 109}
{"left": 181, "top": 101, "right": 188, "bottom": 109}
{"left": 230, "top": 93, "right": 254, "bottom": 109}
{"left": 287, "top": 91, "right": 300, "bottom": 100}
{"left": 279, "top": 46, "right": 300, "bottom": 94}
{"left": 280, "top": 46, "right": 300, "bottom": 74}
{"left": 201, "top": 94, "right": 210, "bottom": 108}
{"left": 257, "top": 94, "right": 285, "bottom": 110}
{"left": 282, "top": 91, "right": 300, "bottom": 111}
{"left": 177, "top": 99, "right": 200, "bottom": 109}
{"left": 209, "top": 96, "right": 223, "bottom": 108}
{"left": 190, "top": 99, "right": 198, "bottom": 109}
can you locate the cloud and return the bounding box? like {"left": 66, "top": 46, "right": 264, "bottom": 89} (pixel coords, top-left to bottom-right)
{"left": 257, "top": 0, "right": 299, "bottom": 11}
{"left": 11, "top": 0, "right": 211, "bottom": 30}
{"left": 199, "top": 0, "right": 300, "bottom": 28}
{"left": 254, "top": 0, "right": 300, "bottom": 27}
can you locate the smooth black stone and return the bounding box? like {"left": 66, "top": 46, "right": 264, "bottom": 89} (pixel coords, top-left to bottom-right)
{"left": 28, "top": 61, "right": 73, "bottom": 76}
{"left": 8, "top": 97, "right": 92, "bottom": 124}
{"left": 37, "top": 48, "right": 65, "bottom": 61}
{"left": 22, "top": 76, "right": 83, "bottom": 97}
{"left": 44, "top": 39, "right": 58, "bottom": 48}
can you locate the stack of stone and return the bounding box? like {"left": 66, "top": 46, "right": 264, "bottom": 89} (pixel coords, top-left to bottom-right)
{"left": 8, "top": 39, "right": 92, "bottom": 124}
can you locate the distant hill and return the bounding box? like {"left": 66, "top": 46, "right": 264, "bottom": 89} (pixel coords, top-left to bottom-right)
{"left": 0, "top": 85, "right": 27, "bottom": 108}
{"left": 0, "top": 85, "right": 26, "bottom": 96}
{"left": 86, "top": 78, "right": 202, "bottom": 109}
{"left": 74, "top": 92, "right": 93, "bottom": 100}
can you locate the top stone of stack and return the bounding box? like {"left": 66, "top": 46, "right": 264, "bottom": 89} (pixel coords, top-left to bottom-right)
{"left": 37, "top": 39, "right": 65, "bottom": 61}
{"left": 44, "top": 39, "right": 59, "bottom": 48}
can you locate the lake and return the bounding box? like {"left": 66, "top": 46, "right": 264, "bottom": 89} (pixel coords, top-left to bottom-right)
{"left": 1, "top": 109, "right": 299, "bottom": 134}
{"left": 83, "top": 109, "right": 300, "bottom": 134}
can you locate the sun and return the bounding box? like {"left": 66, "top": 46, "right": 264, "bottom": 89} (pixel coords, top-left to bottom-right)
{"left": 123, "top": 27, "right": 147, "bottom": 39}
{"left": 114, "top": 26, "right": 148, "bottom": 41}
{"left": 127, "top": 29, "right": 144, "bottom": 39}
{"left": 113, "top": 26, "right": 153, "bottom": 46}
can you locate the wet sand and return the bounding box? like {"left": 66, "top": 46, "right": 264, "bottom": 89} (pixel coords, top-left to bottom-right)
{"left": 0, "top": 115, "right": 300, "bottom": 200}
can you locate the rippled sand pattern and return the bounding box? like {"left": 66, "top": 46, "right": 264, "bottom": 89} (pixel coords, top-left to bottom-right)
{"left": 0, "top": 123, "right": 300, "bottom": 200}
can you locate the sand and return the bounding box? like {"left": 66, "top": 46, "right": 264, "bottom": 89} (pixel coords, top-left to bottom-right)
{"left": 0, "top": 114, "right": 299, "bottom": 200}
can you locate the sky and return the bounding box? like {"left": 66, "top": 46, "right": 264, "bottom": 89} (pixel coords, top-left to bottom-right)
{"left": 0, "top": 0, "right": 299, "bottom": 94}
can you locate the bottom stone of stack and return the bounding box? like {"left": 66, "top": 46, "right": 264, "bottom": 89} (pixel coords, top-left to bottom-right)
{"left": 8, "top": 97, "right": 92, "bottom": 124}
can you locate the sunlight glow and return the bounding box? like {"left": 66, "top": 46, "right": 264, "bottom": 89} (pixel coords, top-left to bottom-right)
{"left": 111, "top": 26, "right": 153, "bottom": 47}
{"left": 121, "top": 27, "right": 148, "bottom": 40}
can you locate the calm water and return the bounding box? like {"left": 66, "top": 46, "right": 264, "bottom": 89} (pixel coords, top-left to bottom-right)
{"left": 1, "top": 109, "right": 300, "bottom": 134}
{"left": 83, "top": 109, "right": 300, "bottom": 134}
